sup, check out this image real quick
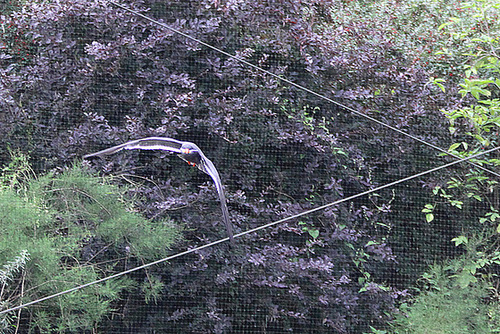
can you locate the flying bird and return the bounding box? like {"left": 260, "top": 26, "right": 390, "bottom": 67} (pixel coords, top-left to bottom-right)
{"left": 83, "top": 137, "right": 234, "bottom": 245}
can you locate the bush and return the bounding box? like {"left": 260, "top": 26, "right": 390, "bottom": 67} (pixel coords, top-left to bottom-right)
{"left": 390, "top": 1, "right": 500, "bottom": 332}
{"left": 0, "top": 154, "right": 181, "bottom": 333}
{"left": 391, "top": 262, "right": 499, "bottom": 333}
{"left": 3, "top": 0, "right": 493, "bottom": 332}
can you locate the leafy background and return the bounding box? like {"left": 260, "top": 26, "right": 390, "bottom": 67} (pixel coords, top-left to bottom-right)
{"left": 0, "top": 0, "right": 499, "bottom": 333}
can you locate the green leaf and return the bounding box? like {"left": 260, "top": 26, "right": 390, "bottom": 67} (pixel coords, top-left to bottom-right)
{"left": 448, "top": 142, "right": 461, "bottom": 152}
{"left": 422, "top": 204, "right": 434, "bottom": 213}
{"left": 308, "top": 229, "right": 319, "bottom": 239}
{"left": 426, "top": 213, "right": 434, "bottom": 223}
{"left": 456, "top": 272, "right": 477, "bottom": 288}
{"left": 432, "top": 186, "right": 440, "bottom": 195}
{"left": 438, "top": 17, "right": 460, "bottom": 30}
{"left": 451, "top": 235, "right": 468, "bottom": 246}
{"left": 495, "top": 78, "right": 500, "bottom": 89}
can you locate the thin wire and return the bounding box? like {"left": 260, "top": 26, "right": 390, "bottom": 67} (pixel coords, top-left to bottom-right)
{"left": 1, "top": 145, "right": 499, "bottom": 316}
{"left": 239, "top": 146, "right": 500, "bottom": 237}
{"left": 108, "top": 1, "right": 500, "bottom": 179}
{"left": 3, "top": 0, "right": 498, "bottom": 318}
{"left": 0, "top": 238, "right": 228, "bottom": 316}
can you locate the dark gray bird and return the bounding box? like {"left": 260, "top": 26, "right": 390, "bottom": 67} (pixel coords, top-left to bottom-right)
{"left": 83, "top": 137, "right": 234, "bottom": 245}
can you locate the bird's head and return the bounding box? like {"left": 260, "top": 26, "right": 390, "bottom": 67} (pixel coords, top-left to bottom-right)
{"left": 180, "top": 143, "right": 201, "bottom": 155}
{"left": 179, "top": 143, "right": 203, "bottom": 166}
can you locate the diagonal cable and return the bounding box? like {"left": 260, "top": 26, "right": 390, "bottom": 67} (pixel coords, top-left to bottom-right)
{"left": 2, "top": 0, "right": 499, "bottom": 320}
{"left": 1, "top": 145, "right": 499, "bottom": 316}
{"left": 107, "top": 1, "right": 500, "bottom": 179}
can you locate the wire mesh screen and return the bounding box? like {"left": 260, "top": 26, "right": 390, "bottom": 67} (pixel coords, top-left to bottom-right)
{"left": 1, "top": 0, "right": 500, "bottom": 333}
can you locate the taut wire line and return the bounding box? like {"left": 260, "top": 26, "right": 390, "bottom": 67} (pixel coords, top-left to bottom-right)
{"left": 107, "top": 1, "right": 500, "bottom": 179}
{"left": 1, "top": 145, "right": 499, "bottom": 316}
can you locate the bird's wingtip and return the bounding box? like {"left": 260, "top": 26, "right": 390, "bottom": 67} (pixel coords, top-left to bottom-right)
{"left": 83, "top": 152, "right": 100, "bottom": 159}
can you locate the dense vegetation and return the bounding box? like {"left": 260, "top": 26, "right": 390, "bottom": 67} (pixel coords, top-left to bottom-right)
{"left": 0, "top": 0, "right": 499, "bottom": 332}
{"left": 0, "top": 154, "right": 180, "bottom": 332}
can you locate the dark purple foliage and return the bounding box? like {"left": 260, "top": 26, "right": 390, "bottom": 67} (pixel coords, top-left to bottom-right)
{"left": 0, "top": 0, "right": 461, "bottom": 332}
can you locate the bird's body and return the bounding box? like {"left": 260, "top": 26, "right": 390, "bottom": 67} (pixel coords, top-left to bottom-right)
{"left": 84, "top": 137, "right": 234, "bottom": 245}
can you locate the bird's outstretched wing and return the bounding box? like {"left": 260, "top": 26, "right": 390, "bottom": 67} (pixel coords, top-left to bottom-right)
{"left": 84, "top": 137, "right": 235, "bottom": 245}
{"left": 83, "top": 137, "right": 184, "bottom": 158}
{"left": 197, "top": 156, "right": 234, "bottom": 245}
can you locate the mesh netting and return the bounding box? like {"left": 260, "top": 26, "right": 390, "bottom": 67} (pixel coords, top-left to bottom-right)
{"left": 1, "top": 0, "right": 499, "bottom": 333}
